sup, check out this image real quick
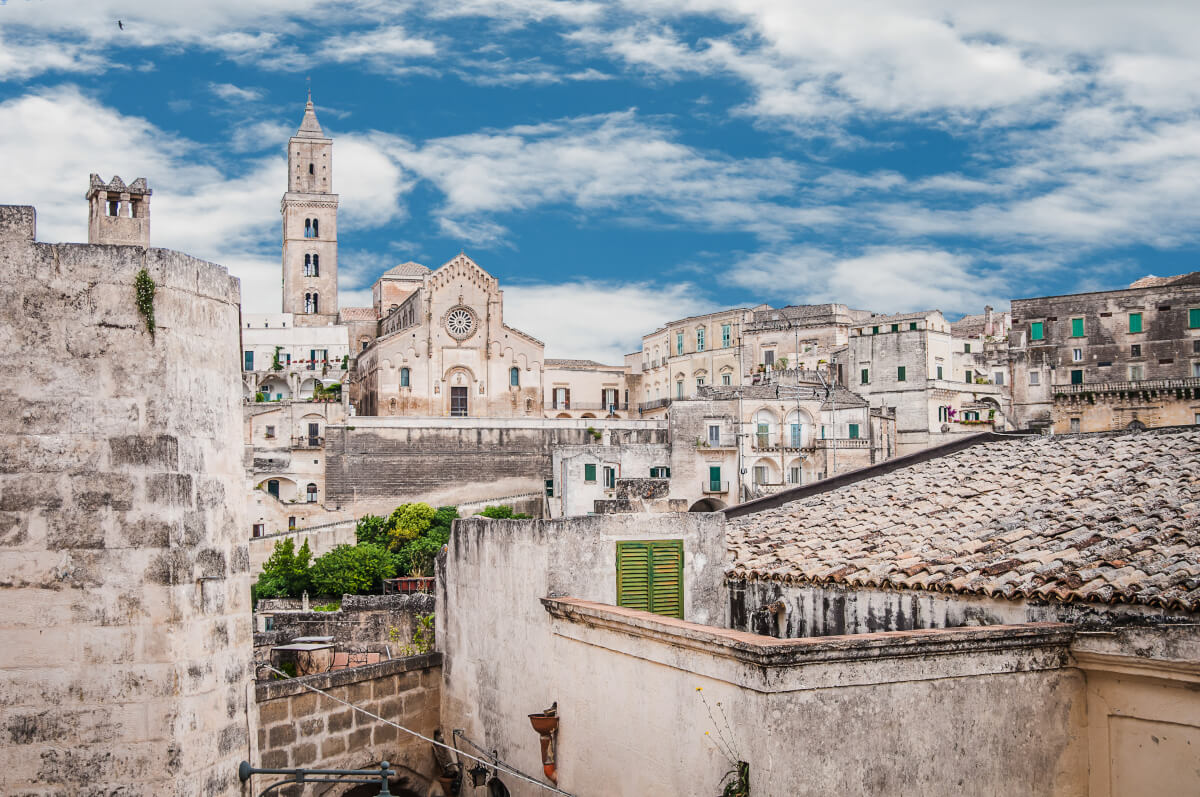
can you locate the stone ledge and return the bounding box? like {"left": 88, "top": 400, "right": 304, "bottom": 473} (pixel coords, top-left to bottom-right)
{"left": 256, "top": 652, "right": 441, "bottom": 702}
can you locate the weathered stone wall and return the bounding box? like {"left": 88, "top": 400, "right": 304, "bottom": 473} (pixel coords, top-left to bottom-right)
{"left": 729, "top": 579, "right": 1200, "bottom": 637}
{"left": 324, "top": 417, "right": 668, "bottom": 512}
{"left": 0, "top": 205, "right": 252, "bottom": 795}
{"left": 249, "top": 520, "right": 357, "bottom": 574}
{"left": 254, "top": 593, "right": 435, "bottom": 664}
{"left": 252, "top": 655, "right": 441, "bottom": 795}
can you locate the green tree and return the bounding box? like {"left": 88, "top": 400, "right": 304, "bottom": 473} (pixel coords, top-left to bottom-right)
{"left": 387, "top": 502, "right": 436, "bottom": 547}
{"left": 308, "top": 543, "right": 396, "bottom": 597}
{"left": 251, "top": 538, "right": 312, "bottom": 602}
{"left": 430, "top": 505, "right": 458, "bottom": 533}
{"left": 355, "top": 514, "right": 389, "bottom": 548}
{"left": 478, "top": 505, "right": 531, "bottom": 519}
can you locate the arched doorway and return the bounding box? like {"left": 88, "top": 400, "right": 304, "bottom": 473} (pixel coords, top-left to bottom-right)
{"left": 689, "top": 497, "right": 727, "bottom": 512}
{"left": 267, "top": 479, "right": 279, "bottom": 499}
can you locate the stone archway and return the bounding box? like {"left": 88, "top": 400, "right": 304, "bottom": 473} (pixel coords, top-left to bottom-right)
{"left": 689, "top": 497, "right": 727, "bottom": 512}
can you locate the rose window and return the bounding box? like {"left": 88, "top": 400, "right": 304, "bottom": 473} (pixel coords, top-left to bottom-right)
{"left": 446, "top": 307, "right": 475, "bottom": 338}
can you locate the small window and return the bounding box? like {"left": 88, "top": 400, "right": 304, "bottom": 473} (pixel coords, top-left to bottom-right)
{"left": 650, "top": 466, "right": 671, "bottom": 478}
{"left": 872, "top": 326, "right": 880, "bottom": 335}
{"left": 1030, "top": 321, "right": 1044, "bottom": 341}
{"left": 264, "top": 425, "right": 275, "bottom": 439}
{"left": 1128, "top": 312, "right": 1142, "bottom": 333}
{"left": 584, "top": 463, "right": 597, "bottom": 483}
{"left": 1069, "top": 418, "right": 1081, "bottom": 434}
{"left": 306, "top": 483, "right": 318, "bottom": 503}
{"left": 400, "top": 367, "right": 410, "bottom": 387}
{"left": 1029, "top": 371, "right": 1040, "bottom": 386}
{"left": 696, "top": 327, "right": 705, "bottom": 352}
{"left": 510, "top": 366, "right": 520, "bottom": 387}
{"left": 1189, "top": 308, "right": 1200, "bottom": 328}
{"left": 707, "top": 424, "right": 720, "bottom": 446}
{"left": 288, "top": 516, "right": 296, "bottom": 530}
{"left": 721, "top": 373, "right": 731, "bottom": 386}
{"left": 861, "top": 368, "right": 869, "bottom": 385}
{"left": 696, "top": 376, "right": 705, "bottom": 388}
{"left": 616, "top": 540, "right": 683, "bottom": 619}
{"left": 721, "top": 324, "right": 731, "bottom": 348}
{"left": 753, "top": 465, "right": 767, "bottom": 485}
{"left": 545, "top": 479, "right": 555, "bottom": 497}
{"left": 308, "top": 163, "right": 314, "bottom": 175}
{"left": 1072, "top": 348, "right": 1083, "bottom": 362}
{"left": 676, "top": 332, "right": 684, "bottom": 355}
{"left": 965, "top": 371, "right": 973, "bottom": 383}
{"left": 936, "top": 365, "right": 943, "bottom": 380}
{"left": 848, "top": 423, "right": 860, "bottom": 439}
{"left": 252, "top": 523, "right": 265, "bottom": 537}
{"left": 1070, "top": 317, "right": 1085, "bottom": 337}
{"left": 603, "top": 466, "right": 616, "bottom": 489}
{"left": 909, "top": 322, "right": 917, "bottom": 331}
{"left": 1194, "top": 412, "right": 1200, "bottom": 425}
{"left": 890, "top": 324, "right": 899, "bottom": 332}
{"left": 764, "top": 351, "right": 775, "bottom": 367}
{"left": 1131, "top": 344, "right": 1142, "bottom": 357}
{"left": 1071, "top": 369, "right": 1084, "bottom": 385}
{"left": 244, "top": 351, "right": 254, "bottom": 371}
{"left": 1129, "top": 364, "right": 1144, "bottom": 381}
{"left": 993, "top": 371, "right": 1004, "bottom": 386}
{"left": 788, "top": 466, "right": 801, "bottom": 485}
{"left": 1192, "top": 362, "right": 1200, "bottom": 377}
{"left": 676, "top": 381, "right": 684, "bottom": 399}
{"left": 1194, "top": 340, "right": 1200, "bottom": 354}
{"left": 897, "top": 366, "right": 906, "bottom": 382}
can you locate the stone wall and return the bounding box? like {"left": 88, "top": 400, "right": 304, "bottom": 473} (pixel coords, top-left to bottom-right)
{"left": 249, "top": 520, "right": 357, "bottom": 574}
{"left": 254, "top": 593, "right": 435, "bottom": 664}
{"left": 252, "top": 654, "right": 442, "bottom": 795}
{"left": 0, "top": 205, "right": 253, "bottom": 795}
{"left": 324, "top": 417, "right": 668, "bottom": 513}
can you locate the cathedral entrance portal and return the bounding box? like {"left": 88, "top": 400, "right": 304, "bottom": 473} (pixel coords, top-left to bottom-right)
{"left": 450, "top": 386, "right": 468, "bottom": 417}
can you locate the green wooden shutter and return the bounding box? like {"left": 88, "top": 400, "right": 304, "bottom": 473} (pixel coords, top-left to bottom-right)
{"left": 897, "top": 366, "right": 906, "bottom": 381}
{"left": 584, "top": 463, "right": 596, "bottom": 482}
{"left": 616, "top": 540, "right": 684, "bottom": 619}
{"left": 1071, "top": 318, "right": 1084, "bottom": 337}
{"left": 648, "top": 541, "right": 683, "bottom": 619}
{"left": 1189, "top": 308, "right": 1200, "bottom": 329}
{"left": 1128, "top": 313, "right": 1142, "bottom": 333}
{"left": 616, "top": 542, "right": 650, "bottom": 613}
{"left": 1031, "top": 321, "right": 1044, "bottom": 340}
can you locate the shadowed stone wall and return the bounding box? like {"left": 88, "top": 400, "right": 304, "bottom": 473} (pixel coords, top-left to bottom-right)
{"left": 0, "top": 205, "right": 253, "bottom": 796}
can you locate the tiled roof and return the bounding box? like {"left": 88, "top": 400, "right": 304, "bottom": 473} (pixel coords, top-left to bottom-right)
{"left": 727, "top": 428, "right": 1200, "bottom": 611}
{"left": 1128, "top": 271, "right": 1200, "bottom": 289}
{"left": 859, "top": 310, "right": 939, "bottom": 324}
{"left": 545, "top": 358, "right": 616, "bottom": 369}
{"left": 339, "top": 307, "right": 377, "bottom": 321}
{"left": 382, "top": 261, "right": 430, "bottom": 278}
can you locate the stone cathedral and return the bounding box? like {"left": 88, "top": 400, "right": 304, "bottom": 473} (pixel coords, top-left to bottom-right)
{"left": 273, "top": 95, "right": 546, "bottom": 417}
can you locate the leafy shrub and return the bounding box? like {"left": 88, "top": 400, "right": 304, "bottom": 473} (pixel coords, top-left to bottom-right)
{"left": 251, "top": 538, "right": 312, "bottom": 602}
{"left": 397, "top": 613, "right": 436, "bottom": 656}
{"left": 478, "top": 505, "right": 531, "bottom": 520}
{"left": 308, "top": 543, "right": 396, "bottom": 597}
{"left": 387, "top": 502, "right": 436, "bottom": 546}
{"left": 355, "top": 514, "right": 389, "bottom": 548}
{"left": 311, "top": 601, "right": 341, "bottom": 612}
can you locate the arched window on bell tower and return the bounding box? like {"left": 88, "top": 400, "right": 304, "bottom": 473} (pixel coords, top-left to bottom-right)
{"left": 312, "top": 219, "right": 319, "bottom": 237}
{"left": 311, "top": 254, "right": 319, "bottom": 277}
{"left": 303, "top": 254, "right": 312, "bottom": 276}
{"left": 304, "top": 218, "right": 312, "bottom": 238}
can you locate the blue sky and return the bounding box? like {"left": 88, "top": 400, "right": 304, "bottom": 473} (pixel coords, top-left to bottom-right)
{"left": 3, "top": 1, "right": 1200, "bottom": 360}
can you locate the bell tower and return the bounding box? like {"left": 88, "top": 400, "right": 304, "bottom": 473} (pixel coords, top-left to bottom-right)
{"left": 282, "top": 90, "right": 338, "bottom": 324}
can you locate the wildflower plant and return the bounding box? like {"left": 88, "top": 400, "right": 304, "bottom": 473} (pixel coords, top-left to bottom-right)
{"left": 696, "top": 686, "right": 749, "bottom": 796}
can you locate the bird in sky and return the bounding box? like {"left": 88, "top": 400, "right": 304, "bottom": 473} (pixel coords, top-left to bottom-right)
{"left": 117, "top": 20, "right": 124, "bottom": 30}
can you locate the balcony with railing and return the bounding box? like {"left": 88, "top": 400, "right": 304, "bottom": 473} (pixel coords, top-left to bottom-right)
{"left": 815, "top": 437, "right": 869, "bottom": 449}
{"left": 292, "top": 436, "right": 324, "bottom": 449}
{"left": 696, "top": 435, "right": 737, "bottom": 450}
{"left": 702, "top": 480, "right": 730, "bottom": 494}
{"left": 1055, "top": 375, "right": 1200, "bottom": 396}
{"left": 545, "top": 402, "right": 629, "bottom": 412}
{"left": 639, "top": 398, "right": 673, "bottom": 412}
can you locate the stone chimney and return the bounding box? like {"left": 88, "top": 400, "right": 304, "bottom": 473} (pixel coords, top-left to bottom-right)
{"left": 86, "top": 173, "right": 152, "bottom": 245}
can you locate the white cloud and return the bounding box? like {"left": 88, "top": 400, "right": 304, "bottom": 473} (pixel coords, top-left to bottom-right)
{"left": 503, "top": 280, "right": 714, "bottom": 361}
{"left": 208, "top": 82, "right": 266, "bottom": 103}
{"left": 727, "top": 246, "right": 1007, "bottom": 315}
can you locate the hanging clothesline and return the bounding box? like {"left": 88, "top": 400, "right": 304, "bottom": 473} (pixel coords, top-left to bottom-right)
{"left": 259, "top": 665, "right": 576, "bottom": 797}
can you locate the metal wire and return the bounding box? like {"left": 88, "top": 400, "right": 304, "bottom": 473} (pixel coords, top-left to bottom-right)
{"left": 260, "top": 665, "right": 576, "bottom": 796}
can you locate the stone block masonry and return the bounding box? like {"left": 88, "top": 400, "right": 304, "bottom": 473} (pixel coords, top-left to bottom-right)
{"left": 252, "top": 654, "right": 442, "bottom": 795}
{"left": 0, "top": 205, "right": 252, "bottom": 796}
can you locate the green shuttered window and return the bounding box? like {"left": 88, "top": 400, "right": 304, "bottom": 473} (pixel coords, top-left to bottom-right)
{"left": 584, "top": 463, "right": 596, "bottom": 482}
{"left": 1070, "top": 317, "right": 1085, "bottom": 337}
{"left": 616, "top": 540, "right": 683, "bottom": 619}
{"left": 1030, "top": 321, "right": 1044, "bottom": 341}
{"left": 1189, "top": 308, "right": 1200, "bottom": 329}
{"left": 1128, "top": 312, "right": 1142, "bottom": 333}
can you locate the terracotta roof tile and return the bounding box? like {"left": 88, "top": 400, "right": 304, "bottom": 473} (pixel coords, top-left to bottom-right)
{"left": 727, "top": 427, "right": 1200, "bottom": 611}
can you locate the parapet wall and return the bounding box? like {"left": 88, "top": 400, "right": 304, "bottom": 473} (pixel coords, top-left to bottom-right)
{"left": 0, "top": 205, "right": 252, "bottom": 795}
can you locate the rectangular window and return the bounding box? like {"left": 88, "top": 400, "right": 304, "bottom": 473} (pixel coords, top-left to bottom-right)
{"left": 696, "top": 328, "right": 705, "bottom": 352}
{"left": 721, "top": 324, "right": 731, "bottom": 348}
{"left": 696, "top": 376, "right": 705, "bottom": 388}
{"left": 764, "top": 350, "right": 775, "bottom": 367}
{"left": 1070, "top": 317, "right": 1085, "bottom": 337}
{"left": 897, "top": 366, "right": 906, "bottom": 381}
{"left": 788, "top": 466, "right": 801, "bottom": 485}
{"left": 861, "top": 368, "right": 869, "bottom": 385}
{"left": 848, "top": 423, "right": 860, "bottom": 439}
{"left": 1192, "top": 362, "right": 1200, "bottom": 377}
{"left": 756, "top": 422, "right": 769, "bottom": 449}
{"left": 721, "top": 373, "right": 731, "bottom": 386}
{"left": 650, "top": 466, "right": 671, "bottom": 479}
{"left": 936, "top": 365, "right": 943, "bottom": 380}
{"left": 545, "top": 479, "right": 554, "bottom": 498}
{"left": 909, "top": 322, "right": 918, "bottom": 331}
{"left": 264, "top": 425, "right": 275, "bottom": 439}
{"left": 676, "top": 332, "right": 684, "bottom": 355}
{"left": 872, "top": 326, "right": 880, "bottom": 335}
{"left": 1129, "top": 364, "right": 1144, "bottom": 381}
{"left": 583, "top": 463, "right": 597, "bottom": 483}
{"left": 1131, "top": 344, "right": 1142, "bottom": 357}
{"left": 1070, "top": 418, "right": 1081, "bottom": 434}
{"left": 1030, "top": 321, "right": 1044, "bottom": 341}
{"left": 1073, "top": 348, "right": 1083, "bottom": 362}
{"left": 244, "top": 351, "right": 254, "bottom": 371}
{"left": 993, "top": 371, "right": 1004, "bottom": 386}
{"left": 966, "top": 371, "right": 973, "bottom": 383}
{"left": 603, "top": 466, "right": 616, "bottom": 489}
{"left": 1071, "top": 369, "right": 1084, "bottom": 385}
{"left": 1029, "top": 371, "right": 1040, "bottom": 386}
{"left": 890, "top": 324, "right": 899, "bottom": 332}
{"left": 964, "top": 343, "right": 971, "bottom": 353}
{"left": 1128, "top": 312, "right": 1143, "bottom": 333}
{"left": 708, "top": 424, "right": 720, "bottom": 445}
{"left": 1189, "top": 308, "right": 1200, "bottom": 328}
{"left": 616, "top": 540, "right": 683, "bottom": 619}
{"left": 400, "top": 368, "right": 410, "bottom": 387}
{"left": 753, "top": 465, "right": 767, "bottom": 485}
{"left": 789, "top": 423, "right": 801, "bottom": 447}
{"left": 708, "top": 465, "right": 721, "bottom": 492}
{"left": 676, "top": 381, "right": 684, "bottom": 399}
{"left": 1194, "top": 413, "right": 1200, "bottom": 425}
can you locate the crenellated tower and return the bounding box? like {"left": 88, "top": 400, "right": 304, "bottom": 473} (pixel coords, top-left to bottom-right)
{"left": 282, "top": 91, "right": 339, "bottom": 324}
